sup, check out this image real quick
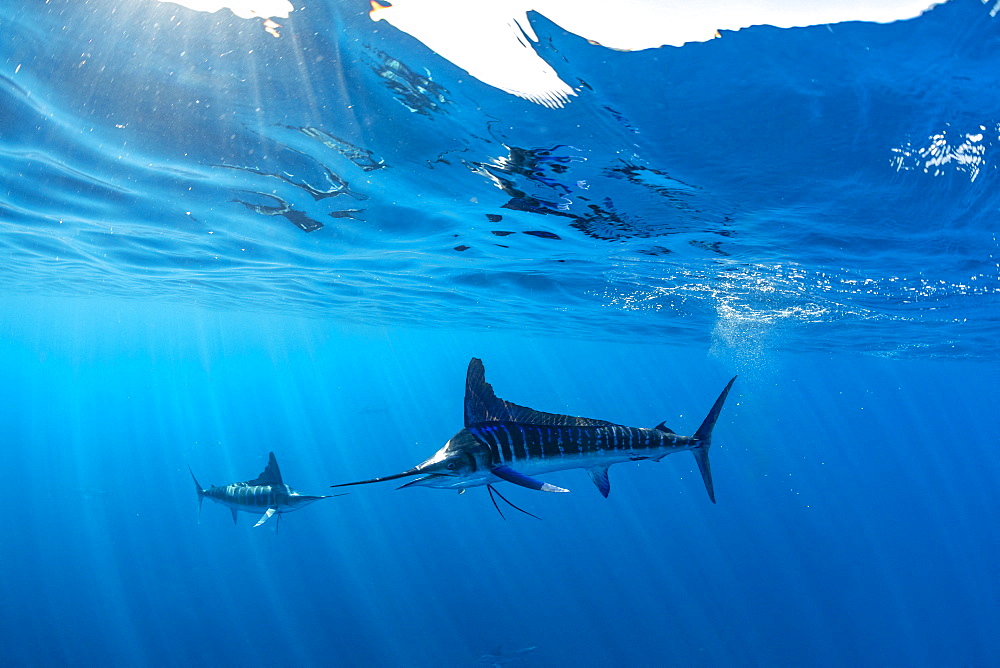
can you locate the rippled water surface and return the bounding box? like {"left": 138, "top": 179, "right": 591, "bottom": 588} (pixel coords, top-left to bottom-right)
{"left": 3, "top": 0, "right": 998, "bottom": 357}
{"left": 1, "top": 3, "right": 999, "bottom": 667}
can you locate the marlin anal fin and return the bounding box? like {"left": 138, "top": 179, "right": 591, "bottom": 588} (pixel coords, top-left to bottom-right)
{"left": 230, "top": 508, "right": 239, "bottom": 524}
{"left": 492, "top": 465, "right": 569, "bottom": 493}
{"left": 254, "top": 508, "right": 277, "bottom": 527}
{"left": 587, "top": 465, "right": 611, "bottom": 498}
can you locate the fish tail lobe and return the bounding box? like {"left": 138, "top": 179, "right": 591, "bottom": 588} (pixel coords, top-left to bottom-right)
{"left": 189, "top": 466, "right": 205, "bottom": 521}
{"left": 691, "top": 376, "right": 737, "bottom": 503}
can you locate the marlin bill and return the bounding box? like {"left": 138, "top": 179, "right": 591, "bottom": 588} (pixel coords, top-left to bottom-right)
{"left": 190, "top": 452, "right": 341, "bottom": 528}
{"left": 332, "top": 358, "right": 736, "bottom": 510}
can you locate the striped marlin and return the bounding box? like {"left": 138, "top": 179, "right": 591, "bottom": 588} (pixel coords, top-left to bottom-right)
{"left": 332, "top": 358, "right": 736, "bottom": 515}
{"left": 190, "top": 452, "right": 340, "bottom": 527}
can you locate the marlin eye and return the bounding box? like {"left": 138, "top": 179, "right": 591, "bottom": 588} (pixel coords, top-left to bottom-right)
{"left": 447, "top": 463, "right": 456, "bottom": 470}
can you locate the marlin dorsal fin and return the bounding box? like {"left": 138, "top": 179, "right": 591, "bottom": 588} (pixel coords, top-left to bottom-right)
{"left": 248, "top": 452, "right": 283, "bottom": 486}
{"left": 464, "top": 358, "right": 620, "bottom": 429}
{"left": 654, "top": 422, "right": 676, "bottom": 434}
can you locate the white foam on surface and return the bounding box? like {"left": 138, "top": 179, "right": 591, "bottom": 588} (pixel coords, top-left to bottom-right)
{"left": 369, "top": 0, "right": 944, "bottom": 105}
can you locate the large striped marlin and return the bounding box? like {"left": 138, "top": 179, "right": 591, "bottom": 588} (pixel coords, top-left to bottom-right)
{"left": 332, "top": 358, "right": 736, "bottom": 515}
{"left": 190, "top": 452, "right": 340, "bottom": 528}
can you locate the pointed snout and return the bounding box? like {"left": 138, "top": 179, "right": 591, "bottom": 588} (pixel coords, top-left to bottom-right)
{"left": 331, "top": 433, "right": 475, "bottom": 490}
{"left": 330, "top": 465, "right": 426, "bottom": 488}
{"left": 330, "top": 451, "right": 461, "bottom": 490}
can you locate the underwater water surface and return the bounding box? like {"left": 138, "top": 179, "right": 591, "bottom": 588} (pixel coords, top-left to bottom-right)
{"left": 1, "top": 1, "right": 998, "bottom": 666}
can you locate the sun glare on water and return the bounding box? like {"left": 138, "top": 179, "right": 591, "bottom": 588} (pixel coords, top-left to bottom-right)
{"left": 156, "top": 0, "right": 293, "bottom": 36}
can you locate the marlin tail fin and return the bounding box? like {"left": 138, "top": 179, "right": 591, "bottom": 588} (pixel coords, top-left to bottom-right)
{"left": 690, "top": 376, "right": 737, "bottom": 504}
{"left": 189, "top": 466, "right": 205, "bottom": 522}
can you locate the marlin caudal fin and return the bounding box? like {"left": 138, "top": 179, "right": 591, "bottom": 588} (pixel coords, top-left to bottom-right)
{"left": 691, "top": 448, "right": 715, "bottom": 504}
{"left": 689, "top": 376, "right": 737, "bottom": 504}
{"left": 188, "top": 466, "right": 205, "bottom": 522}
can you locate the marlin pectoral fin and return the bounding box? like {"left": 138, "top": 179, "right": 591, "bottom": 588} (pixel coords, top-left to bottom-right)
{"left": 254, "top": 507, "right": 277, "bottom": 527}
{"left": 587, "top": 465, "right": 611, "bottom": 498}
{"left": 231, "top": 508, "right": 238, "bottom": 525}
{"left": 491, "top": 466, "right": 569, "bottom": 493}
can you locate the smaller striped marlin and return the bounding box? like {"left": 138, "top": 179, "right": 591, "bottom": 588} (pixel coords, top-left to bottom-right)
{"left": 190, "top": 452, "right": 340, "bottom": 528}
{"left": 332, "top": 358, "right": 736, "bottom": 517}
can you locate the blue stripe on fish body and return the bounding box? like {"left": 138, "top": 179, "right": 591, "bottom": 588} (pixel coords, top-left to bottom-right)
{"left": 513, "top": 425, "right": 526, "bottom": 462}
{"left": 470, "top": 423, "right": 690, "bottom": 471}
{"left": 504, "top": 426, "right": 516, "bottom": 465}
{"left": 524, "top": 426, "right": 537, "bottom": 459}
{"left": 488, "top": 433, "right": 501, "bottom": 464}
{"left": 533, "top": 427, "right": 547, "bottom": 459}
{"left": 212, "top": 482, "right": 288, "bottom": 511}
{"left": 498, "top": 428, "right": 511, "bottom": 463}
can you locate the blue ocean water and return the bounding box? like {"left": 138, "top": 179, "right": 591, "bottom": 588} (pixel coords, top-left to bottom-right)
{"left": 1, "top": 1, "right": 997, "bottom": 666}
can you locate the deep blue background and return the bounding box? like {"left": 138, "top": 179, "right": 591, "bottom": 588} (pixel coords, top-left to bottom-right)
{"left": 1, "top": 0, "right": 999, "bottom": 665}
{"left": 0, "top": 298, "right": 995, "bottom": 666}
